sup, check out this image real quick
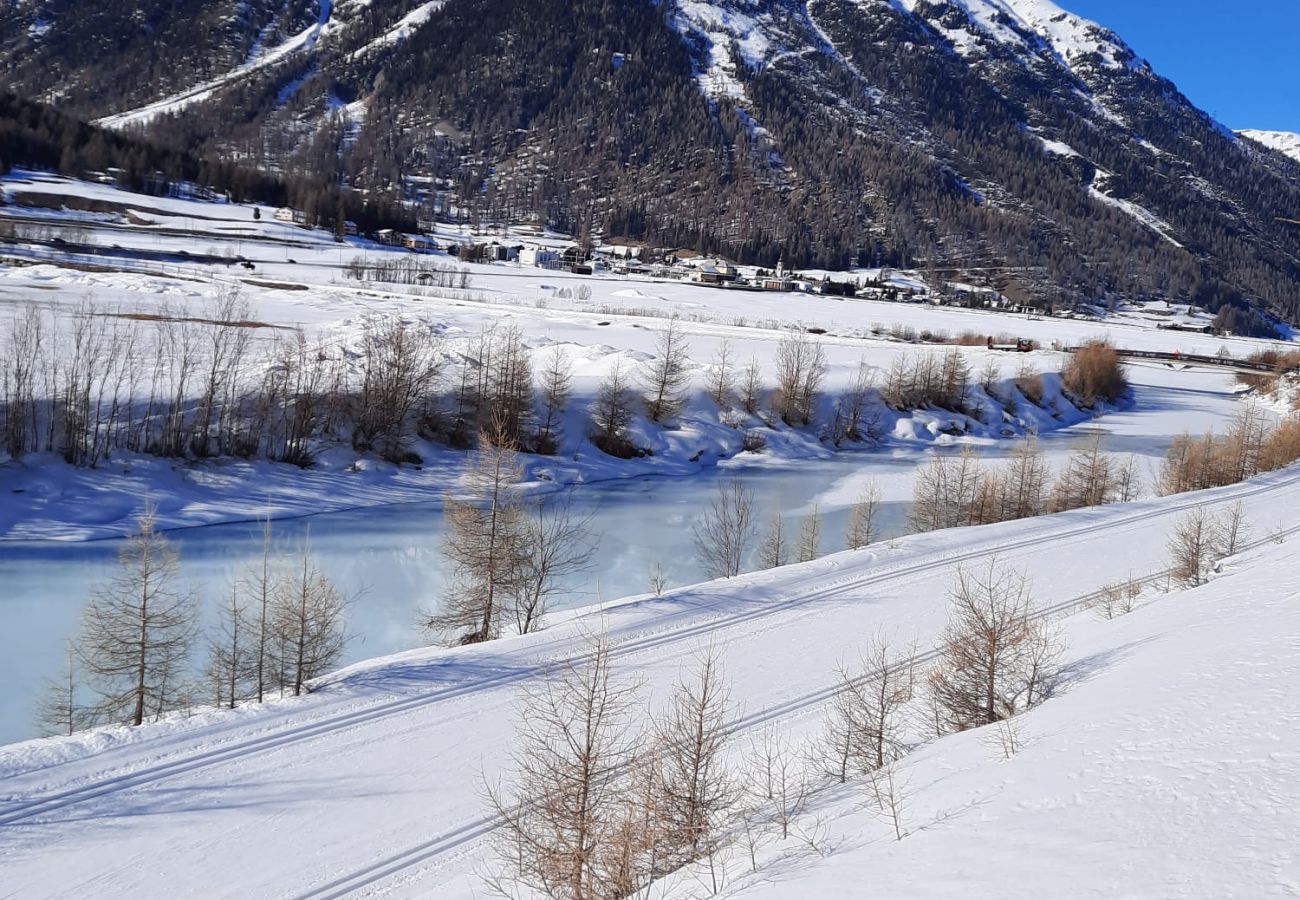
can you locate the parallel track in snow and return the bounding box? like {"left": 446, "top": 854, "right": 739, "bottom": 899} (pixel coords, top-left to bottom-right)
{"left": 2, "top": 470, "right": 1297, "bottom": 838}
{"left": 294, "top": 516, "right": 1300, "bottom": 900}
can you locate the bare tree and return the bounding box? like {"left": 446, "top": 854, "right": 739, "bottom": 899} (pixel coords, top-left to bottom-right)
{"left": 692, "top": 479, "right": 757, "bottom": 579}
{"left": 538, "top": 346, "right": 574, "bottom": 453}
{"left": 483, "top": 323, "right": 535, "bottom": 448}
{"left": 273, "top": 539, "right": 347, "bottom": 696}
{"left": 1001, "top": 437, "right": 1048, "bottom": 520}
{"left": 75, "top": 507, "right": 197, "bottom": 726}
{"left": 928, "top": 562, "right": 1060, "bottom": 732}
{"left": 243, "top": 515, "right": 281, "bottom": 703}
{"left": 651, "top": 645, "right": 738, "bottom": 870}
{"left": 1168, "top": 506, "right": 1217, "bottom": 588}
{"left": 37, "top": 640, "right": 86, "bottom": 737}
{"left": 513, "top": 493, "right": 596, "bottom": 635}
{"left": 757, "top": 513, "right": 789, "bottom": 570}
{"left": 486, "top": 639, "right": 647, "bottom": 900}
{"left": 591, "top": 359, "right": 637, "bottom": 455}
{"left": 649, "top": 562, "right": 668, "bottom": 596}
{"left": 746, "top": 725, "right": 809, "bottom": 840}
{"left": 832, "top": 361, "right": 877, "bottom": 443}
{"left": 1216, "top": 500, "right": 1250, "bottom": 558}
{"left": 909, "top": 448, "right": 982, "bottom": 532}
{"left": 352, "top": 318, "right": 443, "bottom": 460}
{"left": 1050, "top": 435, "right": 1119, "bottom": 512}
{"left": 818, "top": 634, "right": 915, "bottom": 783}
{"left": 205, "top": 585, "right": 251, "bottom": 709}
{"left": 642, "top": 317, "right": 692, "bottom": 423}
{"left": 866, "top": 762, "right": 909, "bottom": 841}
{"left": 773, "top": 331, "right": 827, "bottom": 426}
{"left": 739, "top": 358, "right": 762, "bottom": 415}
{"left": 796, "top": 506, "right": 822, "bottom": 563}
{"left": 428, "top": 423, "right": 527, "bottom": 643}
{"left": 707, "top": 339, "right": 736, "bottom": 408}
{"left": 845, "top": 482, "right": 881, "bottom": 550}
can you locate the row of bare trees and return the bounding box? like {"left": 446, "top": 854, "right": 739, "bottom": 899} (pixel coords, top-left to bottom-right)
{"left": 693, "top": 479, "right": 882, "bottom": 579}
{"left": 486, "top": 562, "right": 1063, "bottom": 895}
{"left": 908, "top": 436, "right": 1141, "bottom": 533}
{"left": 344, "top": 254, "right": 471, "bottom": 289}
{"left": 39, "top": 509, "right": 347, "bottom": 736}
{"left": 1158, "top": 406, "right": 1300, "bottom": 496}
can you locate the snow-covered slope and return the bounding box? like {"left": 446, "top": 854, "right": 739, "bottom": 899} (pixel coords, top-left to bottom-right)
{"left": 1240, "top": 129, "right": 1300, "bottom": 164}
{"left": 4, "top": 466, "right": 1300, "bottom": 897}
{"left": 729, "top": 526, "right": 1300, "bottom": 899}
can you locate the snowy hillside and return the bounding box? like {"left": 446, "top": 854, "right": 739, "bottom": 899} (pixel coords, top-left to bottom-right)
{"left": 1240, "top": 129, "right": 1300, "bottom": 164}
{"left": 4, "top": 462, "right": 1300, "bottom": 897}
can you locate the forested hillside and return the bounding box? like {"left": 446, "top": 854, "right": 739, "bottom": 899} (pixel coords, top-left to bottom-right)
{"left": 2, "top": 0, "right": 1299, "bottom": 328}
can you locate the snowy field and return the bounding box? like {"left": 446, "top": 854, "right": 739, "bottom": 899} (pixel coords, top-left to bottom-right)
{"left": 2, "top": 172, "right": 1298, "bottom": 898}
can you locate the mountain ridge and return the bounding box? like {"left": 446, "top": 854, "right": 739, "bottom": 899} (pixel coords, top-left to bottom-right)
{"left": 1, "top": 0, "right": 1298, "bottom": 329}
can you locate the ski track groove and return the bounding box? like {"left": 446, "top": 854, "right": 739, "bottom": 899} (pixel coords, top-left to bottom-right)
{"left": 3, "top": 469, "right": 1297, "bottom": 865}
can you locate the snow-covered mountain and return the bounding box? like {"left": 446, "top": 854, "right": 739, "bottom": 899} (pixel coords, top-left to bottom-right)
{"left": 1240, "top": 129, "right": 1300, "bottom": 164}
{"left": 3, "top": 0, "right": 1300, "bottom": 325}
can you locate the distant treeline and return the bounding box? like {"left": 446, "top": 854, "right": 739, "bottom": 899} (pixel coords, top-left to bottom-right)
{"left": 0, "top": 92, "right": 414, "bottom": 235}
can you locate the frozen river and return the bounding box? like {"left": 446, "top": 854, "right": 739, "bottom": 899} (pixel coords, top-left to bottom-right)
{"left": 0, "top": 371, "right": 1234, "bottom": 746}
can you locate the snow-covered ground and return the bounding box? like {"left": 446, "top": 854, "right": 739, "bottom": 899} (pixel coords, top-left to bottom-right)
{"left": 3, "top": 465, "right": 1300, "bottom": 898}
{"left": 1240, "top": 129, "right": 1300, "bottom": 164}
{"left": 3, "top": 171, "right": 1299, "bottom": 898}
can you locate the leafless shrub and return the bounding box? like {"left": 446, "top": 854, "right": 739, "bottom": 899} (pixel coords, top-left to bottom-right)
{"left": 741, "top": 428, "right": 767, "bottom": 453}
{"left": 1093, "top": 577, "right": 1143, "bottom": 620}
{"left": 746, "top": 725, "right": 810, "bottom": 841}
{"left": 865, "top": 761, "right": 910, "bottom": 841}
{"left": 987, "top": 716, "right": 1025, "bottom": 759}
{"left": 1061, "top": 339, "right": 1128, "bottom": 407}
{"left": 1014, "top": 362, "right": 1044, "bottom": 405}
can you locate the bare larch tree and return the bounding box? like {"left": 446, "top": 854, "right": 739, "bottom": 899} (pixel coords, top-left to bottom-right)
{"left": 486, "top": 639, "right": 646, "bottom": 900}
{"left": 75, "top": 507, "right": 197, "bottom": 726}
{"left": 642, "top": 317, "right": 692, "bottom": 423}
{"left": 928, "top": 562, "right": 1060, "bottom": 732}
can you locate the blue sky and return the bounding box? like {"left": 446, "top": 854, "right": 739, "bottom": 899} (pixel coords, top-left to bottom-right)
{"left": 1064, "top": 0, "right": 1299, "bottom": 133}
